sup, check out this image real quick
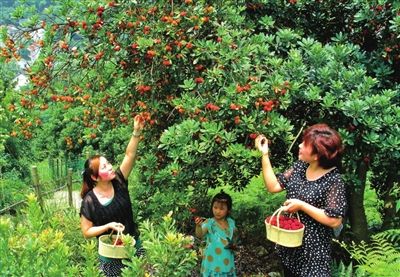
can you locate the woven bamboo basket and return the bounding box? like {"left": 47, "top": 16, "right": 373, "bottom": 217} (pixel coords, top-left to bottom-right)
{"left": 265, "top": 207, "right": 304, "bottom": 247}
{"left": 98, "top": 230, "right": 135, "bottom": 259}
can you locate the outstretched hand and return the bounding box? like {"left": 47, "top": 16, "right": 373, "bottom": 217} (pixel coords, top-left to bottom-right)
{"left": 255, "top": 135, "right": 269, "bottom": 155}
{"left": 133, "top": 114, "right": 145, "bottom": 132}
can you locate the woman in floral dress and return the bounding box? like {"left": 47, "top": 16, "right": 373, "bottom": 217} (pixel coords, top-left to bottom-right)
{"left": 255, "top": 123, "right": 347, "bottom": 276}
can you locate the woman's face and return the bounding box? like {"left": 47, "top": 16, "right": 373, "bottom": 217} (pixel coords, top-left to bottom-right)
{"left": 298, "top": 141, "right": 318, "bottom": 163}
{"left": 98, "top": 156, "right": 116, "bottom": 181}
{"left": 212, "top": 201, "right": 229, "bottom": 220}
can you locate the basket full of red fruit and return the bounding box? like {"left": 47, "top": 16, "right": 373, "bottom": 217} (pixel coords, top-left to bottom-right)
{"left": 98, "top": 230, "right": 135, "bottom": 259}
{"left": 265, "top": 207, "right": 305, "bottom": 247}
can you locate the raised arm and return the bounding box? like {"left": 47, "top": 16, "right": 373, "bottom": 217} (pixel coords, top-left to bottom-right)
{"left": 120, "top": 115, "right": 145, "bottom": 180}
{"left": 255, "top": 135, "right": 283, "bottom": 193}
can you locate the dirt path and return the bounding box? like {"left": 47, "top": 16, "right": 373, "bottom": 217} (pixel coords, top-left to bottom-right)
{"left": 47, "top": 190, "right": 81, "bottom": 210}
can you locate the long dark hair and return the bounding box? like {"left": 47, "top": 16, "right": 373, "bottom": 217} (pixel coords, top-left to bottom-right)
{"left": 80, "top": 155, "right": 101, "bottom": 199}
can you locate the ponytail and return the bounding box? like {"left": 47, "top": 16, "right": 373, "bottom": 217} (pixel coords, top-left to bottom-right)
{"left": 80, "top": 155, "right": 100, "bottom": 199}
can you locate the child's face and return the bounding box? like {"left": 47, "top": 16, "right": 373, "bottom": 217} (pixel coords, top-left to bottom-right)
{"left": 212, "top": 200, "right": 229, "bottom": 220}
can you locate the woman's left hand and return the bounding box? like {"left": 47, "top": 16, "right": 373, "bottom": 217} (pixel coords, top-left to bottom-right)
{"left": 282, "top": 199, "right": 305, "bottom": 213}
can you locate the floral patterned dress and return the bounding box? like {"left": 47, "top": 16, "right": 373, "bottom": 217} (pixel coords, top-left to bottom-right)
{"left": 276, "top": 161, "right": 347, "bottom": 277}
{"left": 200, "top": 217, "right": 237, "bottom": 277}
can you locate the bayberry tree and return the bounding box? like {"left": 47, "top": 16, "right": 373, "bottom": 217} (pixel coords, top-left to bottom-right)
{"left": 1, "top": 0, "right": 399, "bottom": 241}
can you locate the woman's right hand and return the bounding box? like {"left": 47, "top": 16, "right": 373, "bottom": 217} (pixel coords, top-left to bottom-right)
{"left": 255, "top": 135, "right": 269, "bottom": 155}
{"left": 107, "top": 222, "right": 125, "bottom": 232}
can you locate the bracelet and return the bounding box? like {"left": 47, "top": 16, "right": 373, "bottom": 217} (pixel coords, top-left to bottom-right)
{"left": 132, "top": 130, "right": 142, "bottom": 137}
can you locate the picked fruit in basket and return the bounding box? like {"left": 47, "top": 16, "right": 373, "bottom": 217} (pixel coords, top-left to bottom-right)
{"left": 266, "top": 215, "right": 304, "bottom": 230}
{"left": 113, "top": 238, "right": 123, "bottom": 246}
{"left": 103, "top": 234, "right": 134, "bottom": 246}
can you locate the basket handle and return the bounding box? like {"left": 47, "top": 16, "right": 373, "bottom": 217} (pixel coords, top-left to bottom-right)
{"left": 268, "top": 206, "right": 301, "bottom": 228}
{"left": 112, "top": 229, "right": 123, "bottom": 247}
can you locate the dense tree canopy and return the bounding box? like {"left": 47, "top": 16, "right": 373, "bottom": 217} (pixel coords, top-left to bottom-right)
{"left": 1, "top": 0, "right": 399, "bottom": 240}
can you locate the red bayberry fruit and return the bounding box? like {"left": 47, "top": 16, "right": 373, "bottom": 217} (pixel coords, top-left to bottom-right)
{"left": 205, "top": 103, "right": 220, "bottom": 111}
{"left": 195, "top": 77, "right": 204, "bottom": 84}
{"left": 249, "top": 133, "right": 258, "bottom": 139}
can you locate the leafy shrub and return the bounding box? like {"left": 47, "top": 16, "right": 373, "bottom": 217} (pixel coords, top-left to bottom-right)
{"left": 128, "top": 165, "right": 197, "bottom": 233}
{"left": 122, "top": 212, "right": 197, "bottom": 277}
{"left": 337, "top": 230, "right": 400, "bottom": 276}
{"left": 331, "top": 260, "right": 355, "bottom": 277}
{"left": 0, "top": 169, "right": 32, "bottom": 208}
{"left": 0, "top": 194, "right": 101, "bottom": 276}
{"left": 364, "top": 184, "right": 383, "bottom": 229}
{"left": 0, "top": 194, "right": 74, "bottom": 276}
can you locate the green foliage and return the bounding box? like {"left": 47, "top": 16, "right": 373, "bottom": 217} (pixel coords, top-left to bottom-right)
{"left": 248, "top": 0, "right": 400, "bottom": 84}
{"left": 389, "top": 183, "right": 400, "bottom": 218}
{"left": 122, "top": 212, "right": 198, "bottom": 277}
{"left": 364, "top": 184, "right": 383, "bottom": 228}
{"left": 1, "top": 192, "right": 200, "bottom": 276}
{"left": 374, "top": 229, "right": 400, "bottom": 251}
{"left": 133, "top": 183, "right": 195, "bottom": 232}
{"left": 0, "top": 194, "right": 73, "bottom": 276}
{"left": 47, "top": 206, "right": 95, "bottom": 266}
{"left": 0, "top": 62, "right": 34, "bottom": 205}
{"left": 158, "top": 119, "right": 261, "bottom": 191}
{"left": 3, "top": 0, "right": 398, "bottom": 198}
{"left": 0, "top": 0, "right": 399, "bottom": 255}
{"left": 0, "top": 194, "right": 102, "bottom": 276}
{"left": 337, "top": 231, "right": 400, "bottom": 276}
{"left": 0, "top": 169, "right": 32, "bottom": 208}
{"left": 80, "top": 240, "right": 104, "bottom": 277}
{"left": 331, "top": 260, "right": 355, "bottom": 277}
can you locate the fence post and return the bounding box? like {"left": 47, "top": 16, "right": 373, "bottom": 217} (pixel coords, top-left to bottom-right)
{"left": 64, "top": 152, "right": 67, "bottom": 178}
{"left": 49, "top": 157, "right": 55, "bottom": 180}
{"left": 56, "top": 158, "right": 60, "bottom": 186}
{"left": 31, "top": 165, "right": 44, "bottom": 210}
{"left": 59, "top": 157, "right": 64, "bottom": 184}
{"left": 67, "top": 168, "right": 73, "bottom": 208}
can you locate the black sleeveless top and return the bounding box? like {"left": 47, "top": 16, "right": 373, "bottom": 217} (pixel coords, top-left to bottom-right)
{"left": 80, "top": 168, "right": 139, "bottom": 238}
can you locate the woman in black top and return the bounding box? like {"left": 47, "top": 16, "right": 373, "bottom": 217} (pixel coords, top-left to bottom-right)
{"left": 255, "top": 123, "right": 347, "bottom": 277}
{"left": 80, "top": 115, "right": 145, "bottom": 277}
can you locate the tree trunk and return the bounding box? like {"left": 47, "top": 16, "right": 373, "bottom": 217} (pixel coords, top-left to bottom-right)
{"left": 348, "top": 161, "right": 369, "bottom": 242}
{"left": 381, "top": 173, "right": 399, "bottom": 230}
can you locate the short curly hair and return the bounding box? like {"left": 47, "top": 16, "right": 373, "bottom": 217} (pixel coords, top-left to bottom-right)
{"left": 302, "top": 123, "right": 344, "bottom": 169}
